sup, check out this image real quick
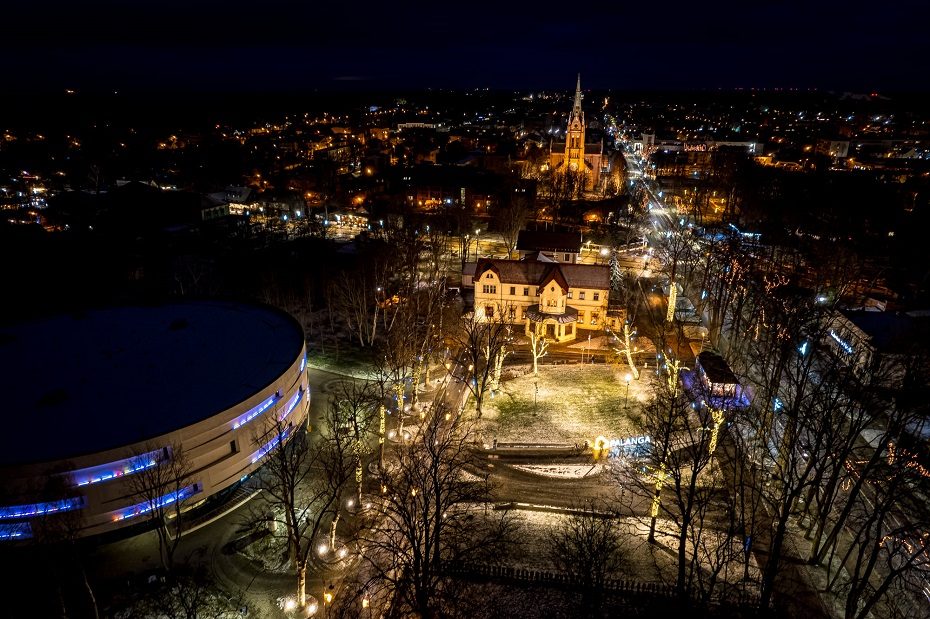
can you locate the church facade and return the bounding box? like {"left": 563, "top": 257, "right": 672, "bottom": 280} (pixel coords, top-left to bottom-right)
{"left": 548, "top": 75, "right": 605, "bottom": 191}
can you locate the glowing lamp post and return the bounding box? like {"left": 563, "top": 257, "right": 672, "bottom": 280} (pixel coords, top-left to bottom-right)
{"left": 623, "top": 373, "right": 632, "bottom": 411}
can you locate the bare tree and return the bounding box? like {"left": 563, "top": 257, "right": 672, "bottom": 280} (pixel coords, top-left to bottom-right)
{"left": 450, "top": 309, "right": 513, "bottom": 418}
{"left": 495, "top": 193, "right": 532, "bottom": 258}
{"left": 362, "top": 410, "right": 514, "bottom": 617}
{"left": 31, "top": 470, "right": 99, "bottom": 619}
{"left": 126, "top": 443, "right": 193, "bottom": 573}
{"left": 330, "top": 380, "right": 379, "bottom": 508}
{"left": 251, "top": 406, "right": 353, "bottom": 607}
{"left": 611, "top": 320, "right": 641, "bottom": 380}
{"left": 527, "top": 321, "right": 549, "bottom": 377}
{"left": 546, "top": 501, "right": 628, "bottom": 618}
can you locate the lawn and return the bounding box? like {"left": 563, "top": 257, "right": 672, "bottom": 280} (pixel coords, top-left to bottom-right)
{"left": 479, "top": 363, "right": 655, "bottom": 444}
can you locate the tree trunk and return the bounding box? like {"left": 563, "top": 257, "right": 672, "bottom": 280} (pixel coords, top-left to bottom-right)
{"left": 330, "top": 513, "right": 340, "bottom": 549}
{"left": 297, "top": 563, "right": 307, "bottom": 607}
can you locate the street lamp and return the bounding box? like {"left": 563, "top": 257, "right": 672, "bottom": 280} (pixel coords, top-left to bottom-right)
{"left": 474, "top": 228, "right": 481, "bottom": 258}
{"left": 624, "top": 373, "right": 632, "bottom": 410}
{"left": 323, "top": 584, "right": 334, "bottom": 617}
{"left": 534, "top": 378, "right": 539, "bottom": 415}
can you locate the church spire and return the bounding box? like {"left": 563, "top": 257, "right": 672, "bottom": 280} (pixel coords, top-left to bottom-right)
{"left": 572, "top": 73, "right": 583, "bottom": 119}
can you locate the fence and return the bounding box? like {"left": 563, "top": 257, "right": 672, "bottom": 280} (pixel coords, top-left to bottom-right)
{"left": 443, "top": 560, "right": 760, "bottom": 609}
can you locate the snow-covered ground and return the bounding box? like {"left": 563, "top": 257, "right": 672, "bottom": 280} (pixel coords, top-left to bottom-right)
{"left": 479, "top": 365, "right": 656, "bottom": 444}
{"left": 476, "top": 508, "right": 760, "bottom": 594}
{"left": 510, "top": 463, "right": 604, "bottom": 478}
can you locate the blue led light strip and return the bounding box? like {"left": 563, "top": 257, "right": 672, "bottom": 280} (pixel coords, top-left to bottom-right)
{"left": 251, "top": 427, "right": 293, "bottom": 464}
{"left": 829, "top": 329, "right": 854, "bottom": 355}
{"left": 233, "top": 394, "right": 278, "bottom": 429}
{"left": 279, "top": 389, "right": 304, "bottom": 421}
{"left": 300, "top": 355, "right": 307, "bottom": 373}
{"left": 71, "top": 450, "right": 161, "bottom": 487}
{"left": 111, "top": 484, "right": 200, "bottom": 522}
{"left": 0, "top": 496, "right": 85, "bottom": 520}
{"left": 0, "top": 523, "right": 32, "bottom": 540}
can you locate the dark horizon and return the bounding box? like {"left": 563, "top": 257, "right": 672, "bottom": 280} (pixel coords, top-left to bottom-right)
{"left": 2, "top": 1, "right": 928, "bottom": 97}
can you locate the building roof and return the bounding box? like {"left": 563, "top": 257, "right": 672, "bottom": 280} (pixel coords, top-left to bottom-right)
{"left": 841, "top": 310, "right": 930, "bottom": 354}
{"left": 697, "top": 351, "right": 739, "bottom": 386}
{"left": 516, "top": 230, "right": 582, "bottom": 253}
{"left": 0, "top": 302, "right": 304, "bottom": 467}
{"left": 476, "top": 258, "right": 609, "bottom": 290}
{"left": 519, "top": 251, "right": 557, "bottom": 263}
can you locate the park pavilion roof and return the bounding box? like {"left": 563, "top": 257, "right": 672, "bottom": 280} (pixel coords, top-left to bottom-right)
{"left": 696, "top": 351, "right": 739, "bottom": 386}
{"left": 525, "top": 305, "right": 579, "bottom": 324}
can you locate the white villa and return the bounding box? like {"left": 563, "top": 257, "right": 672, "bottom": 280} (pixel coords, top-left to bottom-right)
{"left": 472, "top": 254, "right": 612, "bottom": 342}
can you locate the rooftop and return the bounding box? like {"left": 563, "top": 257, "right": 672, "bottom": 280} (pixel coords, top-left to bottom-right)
{"left": 696, "top": 351, "right": 739, "bottom": 386}
{"left": 476, "top": 257, "right": 609, "bottom": 290}
{"left": 516, "top": 230, "right": 582, "bottom": 253}
{"left": 842, "top": 310, "right": 930, "bottom": 355}
{"left": 0, "top": 302, "right": 304, "bottom": 467}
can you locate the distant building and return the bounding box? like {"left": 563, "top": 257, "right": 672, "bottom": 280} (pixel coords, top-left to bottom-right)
{"left": 516, "top": 230, "right": 582, "bottom": 263}
{"left": 202, "top": 186, "right": 255, "bottom": 220}
{"left": 825, "top": 310, "right": 930, "bottom": 388}
{"left": 816, "top": 139, "right": 850, "bottom": 158}
{"left": 548, "top": 75, "right": 605, "bottom": 191}
{"left": 472, "top": 255, "right": 610, "bottom": 342}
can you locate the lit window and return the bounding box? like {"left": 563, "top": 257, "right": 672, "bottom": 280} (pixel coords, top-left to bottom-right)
{"left": 591, "top": 312, "right": 599, "bottom": 325}
{"left": 482, "top": 284, "right": 497, "bottom": 294}
{"left": 567, "top": 291, "right": 573, "bottom": 299}
{"left": 233, "top": 393, "right": 279, "bottom": 429}
{"left": 579, "top": 291, "right": 586, "bottom": 300}
{"left": 111, "top": 484, "right": 201, "bottom": 522}
{"left": 0, "top": 496, "right": 85, "bottom": 520}
{"left": 70, "top": 450, "right": 162, "bottom": 487}
{"left": 523, "top": 287, "right": 529, "bottom": 296}
{"left": 280, "top": 387, "right": 305, "bottom": 421}
{"left": 508, "top": 307, "right": 516, "bottom": 320}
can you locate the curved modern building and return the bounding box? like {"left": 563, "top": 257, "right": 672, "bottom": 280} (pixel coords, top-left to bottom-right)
{"left": 0, "top": 301, "right": 309, "bottom": 539}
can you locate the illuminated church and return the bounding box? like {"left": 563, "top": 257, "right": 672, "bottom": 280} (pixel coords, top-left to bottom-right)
{"left": 548, "top": 74, "right": 605, "bottom": 191}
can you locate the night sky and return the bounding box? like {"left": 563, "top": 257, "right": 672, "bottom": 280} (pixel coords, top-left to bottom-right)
{"left": 2, "top": 0, "right": 928, "bottom": 94}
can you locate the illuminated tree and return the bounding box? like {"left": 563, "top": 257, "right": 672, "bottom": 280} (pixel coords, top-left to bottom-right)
{"left": 611, "top": 321, "right": 641, "bottom": 380}
{"left": 527, "top": 322, "right": 549, "bottom": 377}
